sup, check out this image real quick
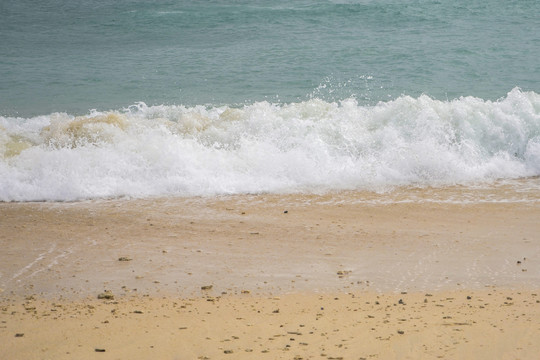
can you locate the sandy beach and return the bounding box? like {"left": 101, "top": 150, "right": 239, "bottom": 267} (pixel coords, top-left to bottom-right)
{"left": 2, "top": 0, "right": 539, "bottom": 357}
{"left": 1, "top": 186, "right": 540, "bottom": 359}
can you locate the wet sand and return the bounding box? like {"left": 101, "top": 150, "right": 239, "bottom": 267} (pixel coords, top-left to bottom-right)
{"left": 1, "top": 187, "right": 540, "bottom": 359}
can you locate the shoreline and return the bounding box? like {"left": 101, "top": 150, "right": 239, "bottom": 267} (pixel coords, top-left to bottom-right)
{"left": 1, "top": 189, "right": 539, "bottom": 299}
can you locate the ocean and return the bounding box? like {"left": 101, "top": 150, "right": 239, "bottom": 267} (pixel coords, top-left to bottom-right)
{"left": 1, "top": 0, "right": 539, "bottom": 202}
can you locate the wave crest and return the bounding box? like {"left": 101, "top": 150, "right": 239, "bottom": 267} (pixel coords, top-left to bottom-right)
{"left": 1, "top": 88, "right": 539, "bottom": 201}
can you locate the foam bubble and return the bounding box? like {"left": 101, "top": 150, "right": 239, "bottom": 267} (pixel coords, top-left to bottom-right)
{"left": 1, "top": 88, "right": 539, "bottom": 201}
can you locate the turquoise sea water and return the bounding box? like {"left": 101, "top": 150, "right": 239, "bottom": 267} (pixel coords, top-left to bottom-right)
{"left": 2, "top": 0, "right": 539, "bottom": 116}
{"left": 1, "top": 0, "right": 540, "bottom": 201}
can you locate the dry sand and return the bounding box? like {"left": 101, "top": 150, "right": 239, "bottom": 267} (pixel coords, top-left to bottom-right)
{"left": 2, "top": 290, "right": 540, "bottom": 360}
{"left": 1, "top": 186, "right": 540, "bottom": 359}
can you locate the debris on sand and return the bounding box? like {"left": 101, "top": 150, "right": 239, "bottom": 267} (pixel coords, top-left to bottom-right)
{"left": 97, "top": 291, "right": 114, "bottom": 300}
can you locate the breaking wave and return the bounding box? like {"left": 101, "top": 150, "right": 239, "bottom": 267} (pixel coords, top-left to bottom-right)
{"left": 1, "top": 88, "right": 539, "bottom": 201}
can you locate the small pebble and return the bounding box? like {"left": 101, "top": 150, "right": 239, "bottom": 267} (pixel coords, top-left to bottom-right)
{"left": 97, "top": 292, "right": 114, "bottom": 300}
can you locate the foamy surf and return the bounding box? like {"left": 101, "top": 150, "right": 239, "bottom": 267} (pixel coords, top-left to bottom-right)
{"left": 1, "top": 88, "right": 539, "bottom": 202}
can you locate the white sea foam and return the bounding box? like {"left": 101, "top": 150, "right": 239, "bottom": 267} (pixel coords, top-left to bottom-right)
{"left": 1, "top": 88, "right": 539, "bottom": 202}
